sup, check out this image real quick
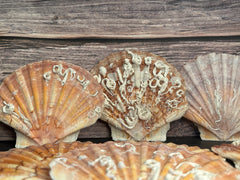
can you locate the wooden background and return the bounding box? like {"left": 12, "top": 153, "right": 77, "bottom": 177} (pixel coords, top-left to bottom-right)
{"left": 0, "top": 0, "right": 240, "bottom": 141}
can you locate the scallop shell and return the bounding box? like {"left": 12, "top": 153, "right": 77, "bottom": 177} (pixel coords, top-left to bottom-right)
{"left": 0, "top": 60, "right": 104, "bottom": 148}
{"left": 91, "top": 50, "right": 188, "bottom": 141}
{"left": 50, "top": 141, "right": 240, "bottom": 180}
{"left": 181, "top": 53, "right": 240, "bottom": 141}
{"left": 212, "top": 141, "right": 240, "bottom": 169}
{"left": 0, "top": 141, "right": 91, "bottom": 179}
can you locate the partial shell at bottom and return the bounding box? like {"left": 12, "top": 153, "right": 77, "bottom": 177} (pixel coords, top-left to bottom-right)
{"left": 50, "top": 141, "right": 240, "bottom": 180}
{"left": 0, "top": 141, "right": 91, "bottom": 179}
{"left": 212, "top": 141, "right": 240, "bottom": 170}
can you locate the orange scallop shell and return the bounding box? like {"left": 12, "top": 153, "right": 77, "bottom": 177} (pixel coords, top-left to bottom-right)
{"left": 50, "top": 141, "right": 240, "bottom": 180}
{"left": 0, "top": 60, "right": 104, "bottom": 148}
{"left": 0, "top": 141, "right": 91, "bottom": 179}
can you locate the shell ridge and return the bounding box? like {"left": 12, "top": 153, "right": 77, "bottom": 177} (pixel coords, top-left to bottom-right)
{"left": 230, "top": 56, "right": 240, "bottom": 129}
{"left": 223, "top": 54, "right": 240, "bottom": 137}
{"left": 47, "top": 62, "right": 62, "bottom": 127}
{"left": 231, "top": 56, "right": 240, "bottom": 107}
{"left": 126, "top": 142, "right": 140, "bottom": 179}
{"left": 0, "top": 95, "right": 29, "bottom": 133}
{"left": 53, "top": 77, "right": 78, "bottom": 128}
{"left": 15, "top": 67, "right": 38, "bottom": 130}
{"left": 31, "top": 61, "right": 62, "bottom": 145}
{"left": 59, "top": 78, "right": 94, "bottom": 122}
{"left": 6, "top": 77, "right": 33, "bottom": 127}
{"left": 87, "top": 144, "right": 117, "bottom": 179}
{"left": 114, "top": 142, "right": 136, "bottom": 179}
{"left": 62, "top": 95, "right": 99, "bottom": 134}
{"left": 107, "top": 142, "right": 126, "bottom": 179}
{"left": 52, "top": 64, "right": 102, "bottom": 137}
{"left": 195, "top": 56, "right": 218, "bottom": 125}
{"left": 209, "top": 54, "right": 223, "bottom": 127}
{"left": 183, "top": 65, "right": 213, "bottom": 125}
{"left": 27, "top": 63, "right": 43, "bottom": 129}
{"left": 50, "top": 62, "right": 75, "bottom": 128}
{"left": 77, "top": 149, "right": 101, "bottom": 179}
{"left": 142, "top": 142, "right": 164, "bottom": 180}
{"left": 1, "top": 77, "right": 33, "bottom": 134}
{"left": 208, "top": 54, "right": 234, "bottom": 139}
{"left": 184, "top": 56, "right": 223, "bottom": 135}
{"left": 42, "top": 60, "right": 53, "bottom": 127}
{"left": 221, "top": 54, "right": 229, "bottom": 125}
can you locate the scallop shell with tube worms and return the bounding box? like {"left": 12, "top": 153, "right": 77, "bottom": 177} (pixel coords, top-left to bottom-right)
{"left": 0, "top": 141, "right": 91, "bottom": 179}
{"left": 49, "top": 141, "right": 240, "bottom": 180}
{"left": 0, "top": 60, "right": 104, "bottom": 148}
{"left": 91, "top": 50, "right": 188, "bottom": 141}
{"left": 181, "top": 53, "right": 240, "bottom": 141}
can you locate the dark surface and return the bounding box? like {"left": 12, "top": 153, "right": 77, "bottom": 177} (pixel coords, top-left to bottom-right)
{"left": 0, "top": 136, "right": 231, "bottom": 152}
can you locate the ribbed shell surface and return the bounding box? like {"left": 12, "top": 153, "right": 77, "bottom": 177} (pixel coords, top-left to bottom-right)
{"left": 0, "top": 141, "right": 91, "bottom": 179}
{"left": 181, "top": 53, "right": 240, "bottom": 141}
{"left": 50, "top": 141, "right": 240, "bottom": 180}
{"left": 0, "top": 60, "right": 104, "bottom": 147}
{"left": 91, "top": 50, "right": 188, "bottom": 141}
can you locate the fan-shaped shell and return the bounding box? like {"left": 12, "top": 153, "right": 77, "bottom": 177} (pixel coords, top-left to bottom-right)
{"left": 212, "top": 141, "right": 240, "bottom": 169}
{"left": 91, "top": 50, "right": 188, "bottom": 141}
{"left": 0, "top": 60, "right": 104, "bottom": 148}
{"left": 50, "top": 141, "right": 240, "bottom": 180}
{"left": 0, "top": 141, "right": 91, "bottom": 179}
{"left": 181, "top": 53, "right": 240, "bottom": 141}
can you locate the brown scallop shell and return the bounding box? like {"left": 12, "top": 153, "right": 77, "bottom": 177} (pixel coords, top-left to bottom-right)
{"left": 0, "top": 60, "right": 104, "bottom": 148}
{"left": 50, "top": 141, "right": 240, "bottom": 180}
{"left": 181, "top": 53, "right": 240, "bottom": 141}
{"left": 0, "top": 141, "right": 91, "bottom": 179}
{"left": 212, "top": 141, "right": 240, "bottom": 169}
{"left": 91, "top": 50, "right": 188, "bottom": 141}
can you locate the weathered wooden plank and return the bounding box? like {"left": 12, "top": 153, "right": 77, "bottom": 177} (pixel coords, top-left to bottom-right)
{"left": 0, "top": 37, "right": 239, "bottom": 140}
{"left": 0, "top": 0, "right": 240, "bottom": 38}
{"left": 1, "top": 37, "right": 240, "bottom": 81}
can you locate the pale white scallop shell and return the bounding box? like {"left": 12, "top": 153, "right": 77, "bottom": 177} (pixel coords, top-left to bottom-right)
{"left": 181, "top": 53, "right": 240, "bottom": 141}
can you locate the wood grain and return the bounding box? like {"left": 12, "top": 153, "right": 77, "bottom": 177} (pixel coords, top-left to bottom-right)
{"left": 1, "top": 37, "right": 240, "bottom": 82}
{"left": 0, "top": 0, "right": 240, "bottom": 39}
{"left": 0, "top": 37, "right": 239, "bottom": 140}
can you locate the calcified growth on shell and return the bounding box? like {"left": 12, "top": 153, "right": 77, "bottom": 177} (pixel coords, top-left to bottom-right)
{"left": 0, "top": 60, "right": 104, "bottom": 148}
{"left": 50, "top": 141, "right": 240, "bottom": 180}
{"left": 91, "top": 50, "right": 188, "bottom": 141}
{"left": 0, "top": 141, "right": 91, "bottom": 179}
{"left": 181, "top": 53, "right": 240, "bottom": 141}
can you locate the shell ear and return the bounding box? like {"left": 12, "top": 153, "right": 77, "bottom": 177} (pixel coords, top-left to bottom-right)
{"left": 181, "top": 53, "right": 240, "bottom": 141}
{"left": 0, "top": 60, "right": 104, "bottom": 148}
{"left": 91, "top": 50, "right": 188, "bottom": 141}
